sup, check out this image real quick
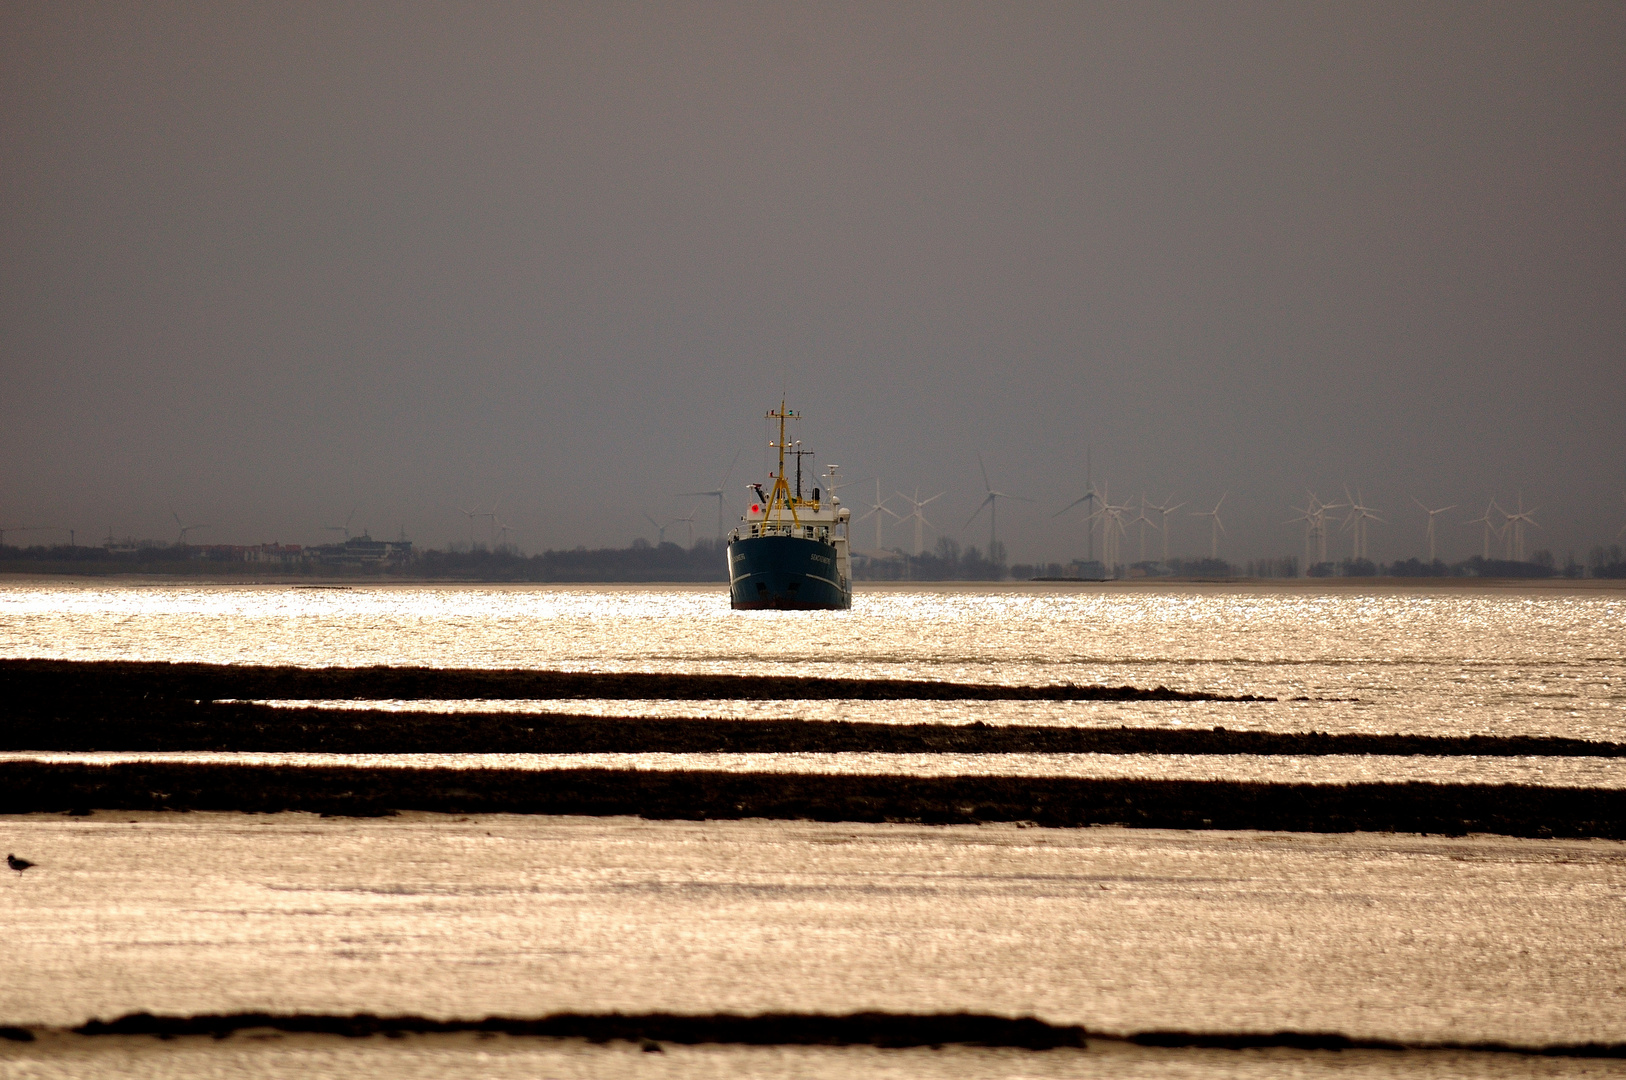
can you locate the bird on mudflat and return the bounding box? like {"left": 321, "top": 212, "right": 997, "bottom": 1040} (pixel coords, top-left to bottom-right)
{"left": 7, "top": 854, "right": 34, "bottom": 873}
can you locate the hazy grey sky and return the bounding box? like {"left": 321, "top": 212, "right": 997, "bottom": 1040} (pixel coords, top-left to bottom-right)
{"left": 4, "top": 2, "right": 1623, "bottom": 563}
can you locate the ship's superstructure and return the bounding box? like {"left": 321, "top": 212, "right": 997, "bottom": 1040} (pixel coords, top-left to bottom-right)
{"left": 726, "top": 401, "right": 852, "bottom": 609}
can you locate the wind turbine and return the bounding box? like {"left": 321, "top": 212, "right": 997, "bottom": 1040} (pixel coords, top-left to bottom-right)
{"left": 1503, "top": 497, "right": 1540, "bottom": 562}
{"left": 1129, "top": 496, "right": 1157, "bottom": 564}
{"left": 1054, "top": 447, "right": 1100, "bottom": 562}
{"left": 1090, "top": 488, "right": 1132, "bottom": 575}
{"left": 492, "top": 509, "right": 516, "bottom": 550}
{"left": 171, "top": 509, "right": 210, "bottom": 547}
{"left": 1411, "top": 497, "right": 1457, "bottom": 562}
{"left": 855, "top": 478, "right": 900, "bottom": 551}
{"left": 458, "top": 506, "right": 482, "bottom": 549}
{"left": 324, "top": 505, "right": 360, "bottom": 541}
{"left": 896, "top": 488, "right": 944, "bottom": 556}
{"left": 1464, "top": 500, "right": 1505, "bottom": 559}
{"left": 677, "top": 450, "right": 743, "bottom": 542}
{"left": 1341, "top": 487, "right": 1384, "bottom": 562}
{"left": 673, "top": 507, "right": 699, "bottom": 547}
{"left": 1288, "top": 494, "right": 1336, "bottom": 570}
{"left": 1145, "top": 495, "right": 1186, "bottom": 564}
{"left": 964, "top": 453, "right": 1031, "bottom": 556}
{"left": 643, "top": 512, "right": 675, "bottom": 546}
{"left": 1190, "top": 494, "right": 1227, "bottom": 560}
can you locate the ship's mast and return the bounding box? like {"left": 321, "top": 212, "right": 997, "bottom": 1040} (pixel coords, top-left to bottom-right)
{"left": 789, "top": 443, "right": 816, "bottom": 500}
{"left": 765, "top": 399, "right": 801, "bottom": 527}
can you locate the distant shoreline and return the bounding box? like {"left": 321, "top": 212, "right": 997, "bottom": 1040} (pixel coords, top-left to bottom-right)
{"left": 2, "top": 570, "right": 1623, "bottom": 589}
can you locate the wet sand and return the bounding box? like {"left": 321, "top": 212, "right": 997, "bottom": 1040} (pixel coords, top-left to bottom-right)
{"left": 6, "top": 700, "right": 1620, "bottom": 758}
{"left": 0, "top": 658, "right": 1273, "bottom": 703}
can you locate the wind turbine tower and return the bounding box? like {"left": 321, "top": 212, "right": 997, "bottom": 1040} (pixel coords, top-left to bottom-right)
{"left": 856, "top": 479, "right": 899, "bottom": 551}
{"left": 1464, "top": 501, "right": 1505, "bottom": 560}
{"left": 1054, "top": 446, "right": 1100, "bottom": 562}
{"left": 1412, "top": 497, "right": 1457, "bottom": 562}
{"left": 1091, "top": 491, "right": 1131, "bottom": 575}
{"left": 458, "top": 506, "right": 482, "bottom": 549}
{"left": 897, "top": 488, "right": 943, "bottom": 556}
{"left": 965, "top": 453, "right": 1031, "bottom": 557}
{"left": 1190, "top": 494, "right": 1227, "bottom": 560}
{"left": 1129, "top": 496, "right": 1157, "bottom": 564}
{"left": 1342, "top": 488, "right": 1384, "bottom": 562}
{"left": 676, "top": 450, "right": 743, "bottom": 542}
{"left": 1146, "top": 496, "right": 1185, "bottom": 563}
{"left": 1503, "top": 497, "right": 1540, "bottom": 562}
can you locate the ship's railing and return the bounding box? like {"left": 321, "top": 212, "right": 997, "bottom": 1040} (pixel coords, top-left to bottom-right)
{"left": 735, "top": 523, "right": 833, "bottom": 541}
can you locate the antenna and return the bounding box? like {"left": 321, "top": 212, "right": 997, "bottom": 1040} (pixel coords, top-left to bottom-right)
{"left": 788, "top": 441, "right": 816, "bottom": 500}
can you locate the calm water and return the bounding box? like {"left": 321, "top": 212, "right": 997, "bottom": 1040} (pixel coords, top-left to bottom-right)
{"left": 2, "top": 581, "right": 1624, "bottom": 739}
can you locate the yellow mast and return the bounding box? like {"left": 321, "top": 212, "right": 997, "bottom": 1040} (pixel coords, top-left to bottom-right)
{"left": 764, "top": 399, "right": 801, "bottom": 528}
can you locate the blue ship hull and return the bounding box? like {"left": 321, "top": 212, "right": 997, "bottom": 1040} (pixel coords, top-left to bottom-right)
{"left": 728, "top": 535, "right": 851, "bottom": 610}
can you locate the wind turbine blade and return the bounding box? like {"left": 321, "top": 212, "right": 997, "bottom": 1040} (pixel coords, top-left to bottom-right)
{"left": 964, "top": 496, "right": 993, "bottom": 530}
{"left": 978, "top": 453, "right": 991, "bottom": 493}
{"left": 1053, "top": 494, "right": 1091, "bottom": 518}
{"left": 720, "top": 449, "right": 742, "bottom": 488}
{"left": 1215, "top": 492, "right": 1228, "bottom": 511}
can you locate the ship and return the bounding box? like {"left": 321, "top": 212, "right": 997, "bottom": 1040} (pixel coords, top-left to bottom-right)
{"left": 726, "top": 401, "right": 853, "bottom": 610}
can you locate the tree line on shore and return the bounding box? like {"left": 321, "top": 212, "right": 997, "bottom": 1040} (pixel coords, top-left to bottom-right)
{"left": 2, "top": 538, "right": 1623, "bottom": 581}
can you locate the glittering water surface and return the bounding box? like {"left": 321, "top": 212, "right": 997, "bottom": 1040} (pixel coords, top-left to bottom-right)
{"left": 3, "top": 815, "right": 1623, "bottom": 1045}
{"left": 4, "top": 582, "right": 1626, "bottom": 1073}
{"left": 2, "top": 581, "right": 1624, "bottom": 738}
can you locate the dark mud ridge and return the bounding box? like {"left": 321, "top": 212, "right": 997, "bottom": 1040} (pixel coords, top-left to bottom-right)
{"left": 3, "top": 763, "right": 1621, "bottom": 838}
{"left": 7, "top": 1012, "right": 1621, "bottom": 1058}
{"left": 0, "top": 659, "right": 1272, "bottom": 702}
{"left": 5, "top": 702, "right": 1623, "bottom": 758}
